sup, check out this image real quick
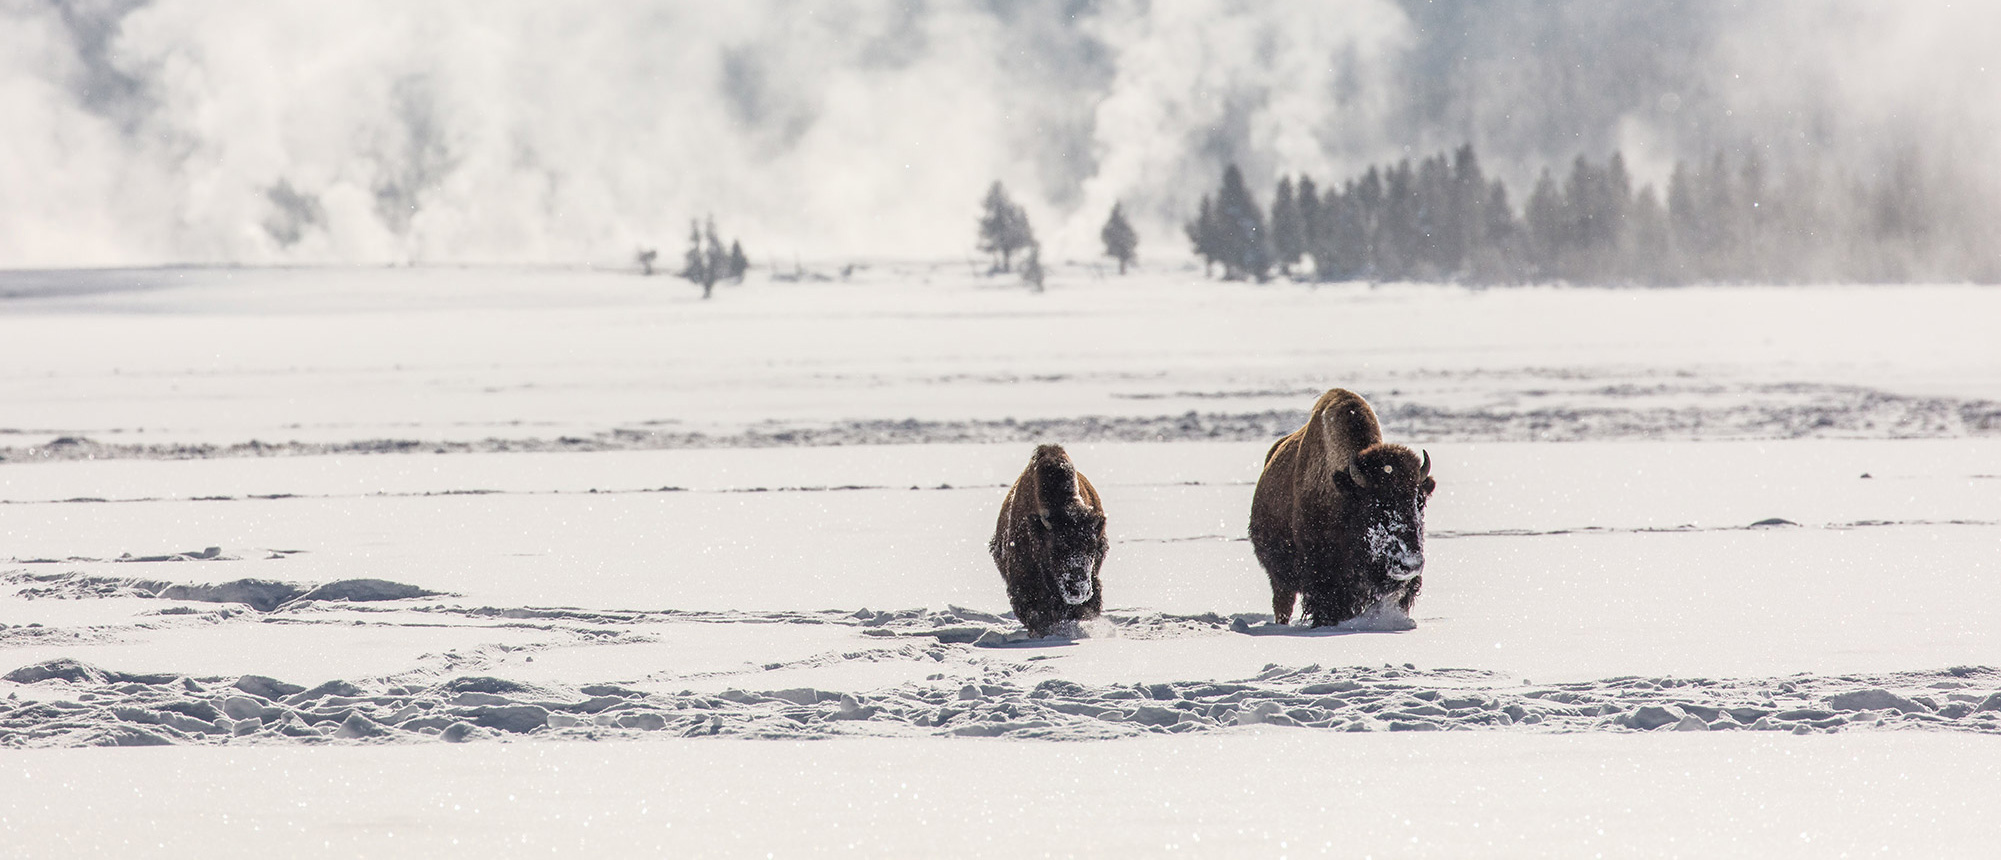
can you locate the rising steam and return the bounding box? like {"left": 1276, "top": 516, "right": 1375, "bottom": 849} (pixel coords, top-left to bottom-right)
{"left": 1, "top": 0, "right": 1995, "bottom": 269}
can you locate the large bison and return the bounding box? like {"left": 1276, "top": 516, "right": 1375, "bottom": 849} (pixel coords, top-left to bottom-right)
{"left": 989, "top": 444, "right": 1109, "bottom": 636}
{"left": 1249, "top": 389, "right": 1436, "bottom": 627}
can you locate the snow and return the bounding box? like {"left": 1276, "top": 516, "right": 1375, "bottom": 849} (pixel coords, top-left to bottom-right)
{"left": 3, "top": 265, "right": 1999, "bottom": 855}
{"left": 8, "top": 735, "right": 2001, "bottom": 857}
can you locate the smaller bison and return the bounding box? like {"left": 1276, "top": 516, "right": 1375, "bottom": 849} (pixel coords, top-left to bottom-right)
{"left": 989, "top": 444, "right": 1109, "bottom": 636}
{"left": 1249, "top": 388, "right": 1436, "bottom": 627}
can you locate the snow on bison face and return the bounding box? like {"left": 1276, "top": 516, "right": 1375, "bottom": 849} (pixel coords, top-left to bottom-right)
{"left": 1365, "top": 507, "right": 1425, "bottom": 581}
{"left": 1341, "top": 447, "right": 1437, "bottom": 585}
{"left": 1036, "top": 507, "right": 1107, "bottom": 605}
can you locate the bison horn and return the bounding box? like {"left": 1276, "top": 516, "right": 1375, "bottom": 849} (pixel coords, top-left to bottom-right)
{"left": 1420, "top": 449, "right": 1431, "bottom": 477}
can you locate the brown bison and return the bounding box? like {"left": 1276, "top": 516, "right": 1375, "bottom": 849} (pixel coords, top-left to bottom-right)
{"left": 989, "top": 444, "right": 1109, "bottom": 636}
{"left": 1249, "top": 389, "right": 1436, "bottom": 627}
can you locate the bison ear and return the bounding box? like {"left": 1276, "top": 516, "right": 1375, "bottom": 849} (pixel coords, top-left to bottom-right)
{"left": 1420, "top": 476, "right": 1436, "bottom": 498}
{"left": 1343, "top": 455, "right": 1371, "bottom": 489}
{"left": 1333, "top": 467, "right": 1360, "bottom": 493}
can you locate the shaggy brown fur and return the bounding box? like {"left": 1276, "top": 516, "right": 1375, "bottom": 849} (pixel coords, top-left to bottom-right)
{"left": 1249, "top": 389, "right": 1437, "bottom": 626}
{"left": 989, "top": 444, "right": 1109, "bottom": 636}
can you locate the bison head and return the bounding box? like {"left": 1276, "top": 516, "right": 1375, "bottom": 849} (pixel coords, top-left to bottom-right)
{"left": 1336, "top": 444, "right": 1436, "bottom": 584}
{"left": 1035, "top": 503, "right": 1108, "bottom": 605}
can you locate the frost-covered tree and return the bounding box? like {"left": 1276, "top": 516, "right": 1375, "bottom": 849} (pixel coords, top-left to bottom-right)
{"left": 1377, "top": 160, "right": 1419, "bottom": 279}
{"left": 704, "top": 219, "right": 730, "bottom": 289}
{"left": 1524, "top": 169, "right": 1564, "bottom": 279}
{"left": 1212, "top": 164, "right": 1271, "bottom": 281}
{"left": 1100, "top": 202, "right": 1138, "bottom": 274}
{"left": 1021, "top": 242, "right": 1046, "bottom": 292}
{"left": 1351, "top": 167, "right": 1384, "bottom": 278}
{"left": 1446, "top": 144, "right": 1487, "bottom": 274}
{"left": 1269, "top": 176, "right": 1303, "bottom": 277}
{"left": 1296, "top": 176, "right": 1322, "bottom": 278}
{"left": 1411, "top": 154, "right": 1453, "bottom": 277}
{"left": 680, "top": 220, "right": 715, "bottom": 299}
{"left": 679, "top": 217, "right": 746, "bottom": 297}
{"left": 727, "top": 240, "right": 749, "bottom": 282}
{"left": 1628, "top": 183, "right": 1675, "bottom": 284}
{"left": 1469, "top": 180, "right": 1526, "bottom": 283}
{"left": 1186, "top": 194, "right": 1220, "bottom": 277}
{"left": 977, "top": 182, "right": 1035, "bottom": 273}
{"left": 635, "top": 247, "right": 658, "bottom": 276}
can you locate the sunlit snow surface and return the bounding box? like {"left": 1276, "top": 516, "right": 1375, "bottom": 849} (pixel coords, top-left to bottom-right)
{"left": 4, "top": 264, "right": 2001, "bottom": 856}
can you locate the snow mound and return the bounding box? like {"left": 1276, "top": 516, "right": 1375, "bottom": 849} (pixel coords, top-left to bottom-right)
{"left": 4, "top": 569, "right": 446, "bottom": 611}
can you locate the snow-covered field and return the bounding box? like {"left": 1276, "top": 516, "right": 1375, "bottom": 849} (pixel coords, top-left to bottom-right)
{"left": 4, "top": 264, "right": 2001, "bottom": 856}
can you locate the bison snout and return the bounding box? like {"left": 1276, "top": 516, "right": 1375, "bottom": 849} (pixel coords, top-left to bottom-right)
{"left": 1365, "top": 518, "right": 1425, "bottom": 581}
{"left": 1057, "top": 560, "right": 1096, "bottom": 605}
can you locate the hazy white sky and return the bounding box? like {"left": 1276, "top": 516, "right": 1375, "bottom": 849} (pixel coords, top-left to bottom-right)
{"left": 1, "top": 0, "right": 1994, "bottom": 267}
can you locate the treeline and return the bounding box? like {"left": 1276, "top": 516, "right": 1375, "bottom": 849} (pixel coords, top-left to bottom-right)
{"left": 1188, "top": 145, "right": 2000, "bottom": 285}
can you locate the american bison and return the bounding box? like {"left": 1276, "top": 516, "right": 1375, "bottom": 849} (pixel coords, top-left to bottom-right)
{"left": 1249, "top": 389, "right": 1436, "bottom": 627}
{"left": 989, "top": 444, "right": 1109, "bottom": 636}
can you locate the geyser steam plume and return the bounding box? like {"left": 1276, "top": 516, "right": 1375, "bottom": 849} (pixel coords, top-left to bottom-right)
{"left": 2, "top": 0, "right": 1996, "bottom": 269}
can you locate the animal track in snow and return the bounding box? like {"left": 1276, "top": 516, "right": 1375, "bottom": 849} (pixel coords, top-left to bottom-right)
{"left": 7, "top": 656, "right": 2000, "bottom": 747}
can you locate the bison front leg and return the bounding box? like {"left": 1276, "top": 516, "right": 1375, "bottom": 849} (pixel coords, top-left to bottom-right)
{"left": 1396, "top": 576, "right": 1423, "bottom": 613}
{"left": 1076, "top": 568, "right": 1105, "bottom": 622}
{"left": 1014, "top": 604, "right": 1048, "bottom": 637}
{"left": 1272, "top": 589, "right": 1298, "bottom": 625}
{"left": 1014, "top": 593, "right": 1057, "bottom": 637}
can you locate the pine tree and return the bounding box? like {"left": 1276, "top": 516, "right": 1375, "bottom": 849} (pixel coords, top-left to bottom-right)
{"left": 1352, "top": 168, "right": 1384, "bottom": 279}
{"left": 1270, "top": 176, "right": 1303, "bottom": 277}
{"left": 1331, "top": 177, "right": 1374, "bottom": 280}
{"left": 1666, "top": 159, "right": 1701, "bottom": 275}
{"left": 1413, "top": 154, "right": 1453, "bottom": 277}
{"left": 1468, "top": 180, "right": 1524, "bottom": 283}
{"left": 1186, "top": 194, "right": 1219, "bottom": 277}
{"left": 1296, "top": 176, "right": 1322, "bottom": 279}
{"left": 1214, "top": 165, "right": 1271, "bottom": 281}
{"left": 727, "top": 240, "right": 748, "bottom": 282}
{"left": 681, "top": 220, "right": 714, "bottom": 299}
{"left": 1378, "top": 160, "right": 1419, "bottom": 279}
{"left": 1628, "top": 184, "right": 1674, "bottom": 284}
{"left": 1021, "top": 242, "right": 1046, "bottom": 292}
{"left": 704, "top": 218, "right": 729, "bottom": 291}
{"left": 1100, "top": 202, "right": 1138, "bottom": 274}
{"left": 1562, "top": 154, "right": 1628, "bottom": 281}
{"left": 1560, "top": 155, "right": 1596, "bottom": 278}
{"left": 1738, "top": 150, "right": 1770, "bottom": 281}
{"left": 1701, "top": 151, "right": 1738, "bottom": 279}
{"left": 978, "top": 182, "right": 1034, "bottom": 273}
{"left": 1606, "top": 152, "right": 1633, "bottom": 227}
{"left": 1525, "top": 169, "right": 1564, "bottom": 280}
{"left": 1447, "top": 144, "right": 1487, "bottom": 276}
{"left": 1323, "top": 185, "right": 1365, "bottom": 280}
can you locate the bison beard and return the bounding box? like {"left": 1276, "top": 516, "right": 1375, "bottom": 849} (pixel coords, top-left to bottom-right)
{"left": 1249, "top": 388, "right": 1437, "bottom": 627}
{"left": 989, "top": 444, "right": 1109, "bottom": 637}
